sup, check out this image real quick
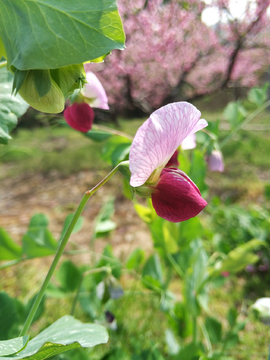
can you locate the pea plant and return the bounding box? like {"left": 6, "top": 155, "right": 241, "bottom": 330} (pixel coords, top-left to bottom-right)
{"left": 0, "top": 1, "right": 269, "bottom": 360}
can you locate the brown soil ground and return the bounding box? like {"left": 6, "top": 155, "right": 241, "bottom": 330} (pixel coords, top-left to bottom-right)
{"left": 0, "top": 168, "right": 152, "bottom": 265}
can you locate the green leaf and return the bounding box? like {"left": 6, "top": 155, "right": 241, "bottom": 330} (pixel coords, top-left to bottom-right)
{"left": 188, "top": 150, "right": 207, "bottom": 194}
{"left": 134, "top": 202, "right": 156, "bottom": 223}
{"left": 223, "top": 333, "right": 239, "bottom": 350}
{"left": 95, "top": 245, "right": 121, "bottom": 283}
{"left": 227, "top": 307, "right": 238, "bottom": 328}
{"left": 0, "top": 292, "right": 20, "bottom": 340}
{"left": 22, "top": 216, "right": 58, "bottom": 258}
{"left": 0, "top": 1, "right": 125, "bottom": 71}
{"left": 162, "top": 222, "right": 179, "bottom": 254}
{"left": 95, "top": 220, "right": 116, "bottom": 235}
{"left": 29, "top": 214, "right": 49, "bottom": 228}
{"left": 211, "top": 239, "right": 264, "bottom": 274}
{"left": 111, "top": 143, "right": 131, "bottom": 166}
{"left": 178, "top": 217, "right": 203, "bottom": 248}
{"left": 0, "top": 66, "right": 29, "bottom": 144}
{"left": 248, "top": 84, "right": 269, "bottom": 106}
{"left": 117, "top": 161, "right": 131, "bottom": 182}
{"left": 84, "top": 130, "right": 112, "bottom": 142}
{"left": 142, "top": 254, "right": 164, "bottom": 290}
{"left": 0, "top": 316, "right": 108, "bottom": 360}
{"left": 0, "top": 337, "right": 29, "bottom": 357}
{"left": 93, "top": 198, "right": 116, "bottom": 239}
{"left": 126, "top": 248, "right": 145, "bottom": 271}
{"left": 101, "top": 137, "right": 131, "bottom": 165}
{"left": 60, "top": 214, "right": 84, "bottom": 241}
{"left": 165, "top": 329, "right": 180, "bottom": 355}
{"left": 264, "top": 184, "right": 270, "bottom": 200}
{"left": 0, "top": 228, "right": 22, "bottom": 260}
{"left": 172, "top": 343, "right": 199, "bottom": 360}
{"left": 205, "top": 317, "right": 222, "bottom": 344}
{"left": 56, "top": 261, "right": 82, "bottom": 293}
{"left": 223, "top": 102, "right": 247, "bottom": 129}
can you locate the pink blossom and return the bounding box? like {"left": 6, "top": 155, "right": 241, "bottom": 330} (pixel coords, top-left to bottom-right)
{"left": 221, "top": 271, "right": 230, "bottom": 277}
{"left": 129, "top": 102, "right": 208, "bottom": 222}
{"left": 82, "top": 71, "right": 109, "bottom": 110}
{"left": 181, "top": 133, "right": 196, "bottom": 150}
{"left": 64, "top": 103, "right": 94, "bottom": 133}
{"left": 206, "top": 150, "right": 224, "bottom": 172}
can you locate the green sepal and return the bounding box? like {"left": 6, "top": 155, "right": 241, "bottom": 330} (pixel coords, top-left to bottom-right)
{"left": 50, "top": 63, "right": 86, "bottom": 99}
{"left": 33, "top": 69, "right": 52, "bottom": 98}
{"left": 18, "top": 70, "right": 65, "bottom": 113}
{"left": 12, "top": 69, "right": 29, "bottom": 95}
{"left": 0, "top": 36, "right": 6, "bottom": 59}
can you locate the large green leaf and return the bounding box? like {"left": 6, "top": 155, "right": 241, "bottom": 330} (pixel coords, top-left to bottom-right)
{"left": 0, "top": 66, "right": 29, "bottom": 144}
{"left": 0, "top": 337, "right": 29, "bottom": 357}
{"left": 0, "top": 316, "right": 108, "bottom": 360}
{"left": 0, "top": 0, "right": 125, "bottom": 71}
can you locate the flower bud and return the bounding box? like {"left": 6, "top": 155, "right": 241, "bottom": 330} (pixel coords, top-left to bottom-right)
{"left": 206, "top": 150, "right": 224, "bottom": 172}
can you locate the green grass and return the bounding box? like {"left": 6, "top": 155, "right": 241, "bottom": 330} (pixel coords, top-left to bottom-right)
{"left": 0, "top": 126, "right": 109, "bottom": 178}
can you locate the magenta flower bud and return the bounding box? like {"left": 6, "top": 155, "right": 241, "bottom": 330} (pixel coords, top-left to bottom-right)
{"left": 151, "top": 168, "right": 207, "bottom": 222}
{"left": 206, "top": 150, "right": 224, "bottom": 172}
{"left": 64, "top": 102, "right": 94, "bottom": 133}
{"left": 129, "top": 102, "right": 208, "bottom": 222}
{"left": 82, "top": 71, "right": 109, "bottom": 110}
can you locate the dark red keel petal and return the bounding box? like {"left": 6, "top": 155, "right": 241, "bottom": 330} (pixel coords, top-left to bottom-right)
{"left": 64, "top": 102, "right": 94, "bottom": 133}
{"left": 151, "top": 168, "right": 207, "bottom": 222}
{"left": 165, "top": 150, "right": 179, "bottom": 168}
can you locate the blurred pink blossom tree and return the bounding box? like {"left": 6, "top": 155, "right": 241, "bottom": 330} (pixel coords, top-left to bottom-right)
{"left": 86, "top": 0, "right": 270, "bottom": 118}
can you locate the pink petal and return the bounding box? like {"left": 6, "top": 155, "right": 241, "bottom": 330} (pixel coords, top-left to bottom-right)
{"left": 206, "top": 150, "right": 224, "bottom": 172}
{"left": 130, "top": 102, "right": 207, "bottom": 187}
{"left": 64, "top": 103, "right": 94, "bottom": 132}
{"left": 151, "top": 168, "right": 207, "bottom": 222}
{"left": 165, "top": 150, "right": 179, "bottom": 168}
{"left": 181, "top": 133, "right": 196, "bottom": 150}
{"left": 82, "top": 71, "right": 109, "bottom": 110}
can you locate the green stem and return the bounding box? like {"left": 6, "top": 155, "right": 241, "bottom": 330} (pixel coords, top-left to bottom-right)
{"left": 19, "top": 162, "right": 126, "bottom": 336}
{"left": 0, "top": 60, "right": 7, "bottom": 69}
{"left": 166, "top": 253, "right": 184, "bottom": 278}
{"left": 70, "top": 275, "right": 83, "bottom": 316}
{"left": 192, "top": 316, "right": 197, "bottom": 344}
{"left": 199, "top": 318, "right": 212, "bottom": 355}
{"left": 220, "top": 99, "right": 270, "bottom": 148}
{"left": 92, "top": 124, "right": 134, "bottom": 141}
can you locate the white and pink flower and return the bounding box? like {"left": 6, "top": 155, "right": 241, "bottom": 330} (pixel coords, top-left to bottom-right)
{"left": 82, "top": 71, "right": 109, "bottom": 110}
{"left": 129, "top": 102, "right": 208, "bottom": 222}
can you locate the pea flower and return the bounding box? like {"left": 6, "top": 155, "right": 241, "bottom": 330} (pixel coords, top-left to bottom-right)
{"left": 82, "top": 71, "right": 109, "bottom": 110}
{"left": 181, "top": 133, "right": 196, "bottom": 150}
{"left": 206, "top": 150, "right": 224, "bottom": 172}
{"left": 129, "top": 102, "right": 208, "bottom": 222}
{"left": 64, "top": 71, "right": 109, "bottom": 132}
